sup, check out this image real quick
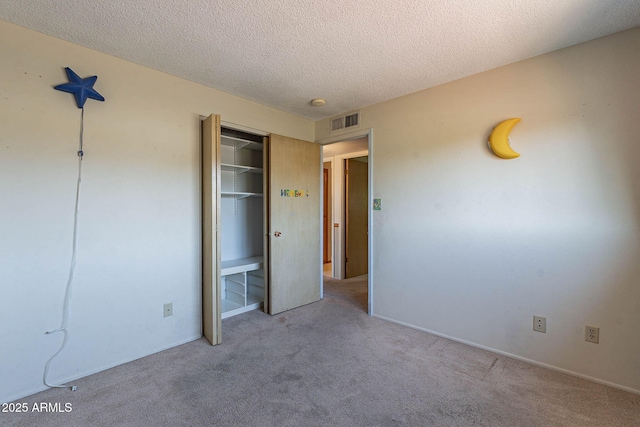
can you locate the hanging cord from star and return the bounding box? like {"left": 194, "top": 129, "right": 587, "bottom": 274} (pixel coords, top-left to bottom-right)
{"left": 45, "top": 68, "right": 104, "bottom": 391}
{"left": 43, "top": 107, "right": 85, "bottom": 391}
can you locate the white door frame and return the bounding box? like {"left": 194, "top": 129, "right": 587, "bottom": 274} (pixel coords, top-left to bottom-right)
{"left": 317, "top": 128, "right": 374, "bottom": 315}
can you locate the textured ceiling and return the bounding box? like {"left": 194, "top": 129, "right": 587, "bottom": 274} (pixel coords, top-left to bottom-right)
{"left": 1, "top": 1, "right": 639, "bottom": 120}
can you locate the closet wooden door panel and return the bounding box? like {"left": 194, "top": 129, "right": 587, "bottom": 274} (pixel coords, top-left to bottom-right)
{"left": 202, "top": 114, "right": 221, "bottom": 345}
{"left": 267, "top": 134, "right": 321, "bottom": 314}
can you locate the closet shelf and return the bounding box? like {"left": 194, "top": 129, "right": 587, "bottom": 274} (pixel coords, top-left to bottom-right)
{"left": 221, "top": 256, "right": 264, "bottom": 276}
{"left": 221, "top": 163, "right": 263, "bottom": 174}
{"left": 221, "top": 135, "right": 263, "bottom": 151}
{"left": 221, "top": 191, "right": 263, "bottom": 199}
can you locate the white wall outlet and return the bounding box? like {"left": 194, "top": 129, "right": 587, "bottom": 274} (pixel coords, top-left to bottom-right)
{"left": 533, "top": 316, "right": 546, "bottom": 333}
{"left": 164, "top": 303, "right": 173, "bottom": 318}
{"left": 585, "top": 326, "right": 599, "bottom": 344}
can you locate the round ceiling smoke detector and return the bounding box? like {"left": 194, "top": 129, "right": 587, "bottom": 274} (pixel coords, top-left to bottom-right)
{"left": 310, "top": 98, "right": 326, "bottom": 107}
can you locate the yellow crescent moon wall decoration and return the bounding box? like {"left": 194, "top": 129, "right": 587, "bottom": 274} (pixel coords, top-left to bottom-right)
{"left": 489, "top": 118, "right": 521, "bottom": 159}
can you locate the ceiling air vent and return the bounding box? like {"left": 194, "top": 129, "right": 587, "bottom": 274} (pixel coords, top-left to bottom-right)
{"left": 331, "top": 111, "right": 360, "bottom": 132}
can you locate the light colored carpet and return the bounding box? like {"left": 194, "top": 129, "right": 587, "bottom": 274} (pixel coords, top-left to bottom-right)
{"left": 3, "top": 274, "right": 639, "bottom": 426}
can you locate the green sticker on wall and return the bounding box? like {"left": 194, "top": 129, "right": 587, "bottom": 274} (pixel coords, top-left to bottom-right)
{"left": 373, "top": 198, "right": 381, "bottom": 210}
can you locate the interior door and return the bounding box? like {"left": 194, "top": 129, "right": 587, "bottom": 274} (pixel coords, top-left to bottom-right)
{"left": 345, "top": 157, "right": 368, "bottom": 278}
{"left": 323, "top": 167, "right": 330, "bottom": 264}
{"left": 268, "top": 134, "right": 321, "bottom": 314}
{"left": 202, "top": 114, "right": 221, "bottom": 345}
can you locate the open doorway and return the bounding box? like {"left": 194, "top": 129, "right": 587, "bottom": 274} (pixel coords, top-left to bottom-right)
{"left": 321, "top": 137, "right": 369, "bottom": 313}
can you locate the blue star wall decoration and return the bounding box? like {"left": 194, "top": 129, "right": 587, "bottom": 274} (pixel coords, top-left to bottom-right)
{"left": 54, "top": 67, "right": 105, "bottom": 108}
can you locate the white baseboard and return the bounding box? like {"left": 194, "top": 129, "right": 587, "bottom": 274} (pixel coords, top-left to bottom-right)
{"left": 372, "top": 314, "right": 640, "bottom": 396}
{"left": 3, "top": 334, "right": 202, "bottom": 403}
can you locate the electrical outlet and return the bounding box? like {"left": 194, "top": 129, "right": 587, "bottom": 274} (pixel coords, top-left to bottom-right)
{"left": 585, "top": 326, "right": 599, "bottom": 344}
{"left": 533, "top": 316, "right": 546, "bottom": 333}
{"left": 164, "top": 303, "right": 173, "bottom": 318}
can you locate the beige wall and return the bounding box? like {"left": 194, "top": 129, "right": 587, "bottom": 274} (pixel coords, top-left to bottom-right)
{"left": 318, "top": 27, "right": 640, "bottom": 393}
{"left": 0, "top": 20, "right": 313, "bottom": 402}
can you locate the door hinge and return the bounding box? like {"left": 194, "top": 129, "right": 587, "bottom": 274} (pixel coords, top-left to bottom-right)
{"left": 345, "top": 169, "right": 348, "bottom": 175}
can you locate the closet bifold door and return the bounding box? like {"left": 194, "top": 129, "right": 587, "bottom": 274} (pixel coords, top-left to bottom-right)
{"left": 267, "top": 134, "right": 321, "bottom": 314}
{"left": 202, "top": 114, "right": 222, "bottom": 345}
{"left": 262, "top": 135, "right": 270, "bottom": 314}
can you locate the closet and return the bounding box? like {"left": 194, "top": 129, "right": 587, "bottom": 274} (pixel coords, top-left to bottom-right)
{"left": 202, "top": 114, "right": 322, "bottom": 346}
{"left": 219, "top": 127, "right": 266, "bottom": 319}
